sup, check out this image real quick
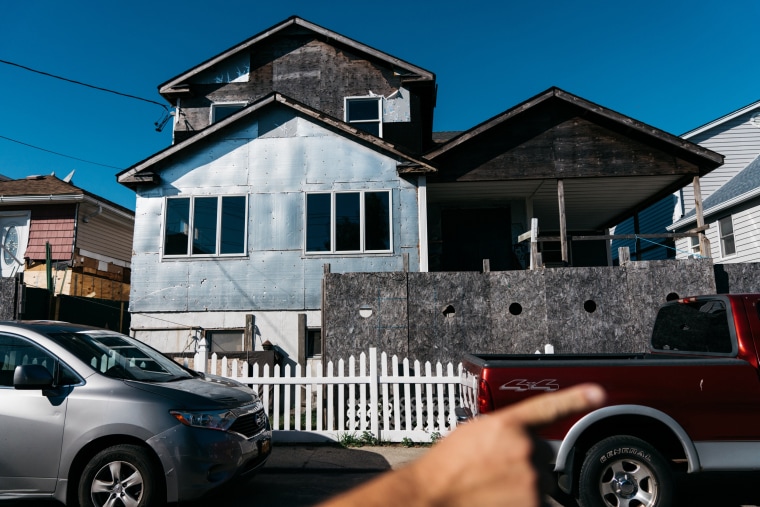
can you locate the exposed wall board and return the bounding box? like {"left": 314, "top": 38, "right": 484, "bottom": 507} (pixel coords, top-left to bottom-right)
{"left": 324, "top": 259, "right": 721, "bottom": 364}
{"left": 715, "top": 262, "right": 760, "bottom": 293}
{"left": 131, "top": 108, "right": 419, "bottom": 314}
{"left": 0, "top": 278, "right": 16, "bottom": 319}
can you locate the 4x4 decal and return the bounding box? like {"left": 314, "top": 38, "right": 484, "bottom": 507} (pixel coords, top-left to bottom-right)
{"left": 499, "top": 379, "right": 559, "bottom": 392}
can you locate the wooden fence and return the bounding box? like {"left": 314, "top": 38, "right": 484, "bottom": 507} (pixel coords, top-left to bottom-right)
{"left": 190, "top": 347, "right": 462, "bottom": 443}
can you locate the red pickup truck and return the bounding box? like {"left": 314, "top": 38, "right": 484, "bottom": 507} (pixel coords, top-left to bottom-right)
{"left": 458, "top": 294, "right": 760, "bottom": 507}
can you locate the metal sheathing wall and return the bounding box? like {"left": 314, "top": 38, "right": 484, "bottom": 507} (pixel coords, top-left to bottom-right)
{"left": 324, "top": 259, "right": 724, "bottom": 364}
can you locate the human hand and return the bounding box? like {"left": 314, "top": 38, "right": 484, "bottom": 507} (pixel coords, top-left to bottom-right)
{"left": 318, "top": 383, "right": 606, "bottom": 507}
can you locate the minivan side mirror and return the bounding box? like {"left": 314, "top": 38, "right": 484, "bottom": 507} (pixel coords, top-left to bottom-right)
{"left": 14, "top": 364, "right": 55, "bottom": 390}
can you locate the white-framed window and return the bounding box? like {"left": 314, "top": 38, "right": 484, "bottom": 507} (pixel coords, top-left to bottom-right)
{"left": 207, "top": 329, "right": 247, "bottom": 353}
{"left": 210, "top": 102, "right": 246, "bottom": 123}
{"left": 163, "top": 195, "right": 247, "bottom": 257}
{"left": 305, "top": 190, "right": 392, "bottom": 254}
{"left": 345, "top": 96, "right": 382, "bottom": 137}
{"left": 689, "top": 235, "right": 700, "bottom": 257}
{"left": 718, "top": 216, "right": 736, "bottom": 257}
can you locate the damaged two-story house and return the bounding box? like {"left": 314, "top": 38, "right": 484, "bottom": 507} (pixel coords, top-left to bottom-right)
{"left": 118, "top": 16, "right": 723, "bottom": 366}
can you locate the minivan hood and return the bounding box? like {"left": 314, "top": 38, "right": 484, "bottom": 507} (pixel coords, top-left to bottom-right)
{"left": 125, "top": 374, "right": 256, "bottom": 409}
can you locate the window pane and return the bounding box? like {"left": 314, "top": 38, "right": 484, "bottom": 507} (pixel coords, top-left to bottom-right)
{"left": 212, "top": 104, "right": 244, "bottom": 123}
{"left": 365, "top": 191, "right": 390, "bottom": 250}
{"left": 720, "top": 217, "right": 736, "bottom": 256}
{"left": 347, "top": 99, "right": 380, "bottom": 121}
{"left": 354, "top": 122, "right": 380, "bottom": 136}
{"left": 336, "top": 193, "right": 360, "bottom": 251}
{"left": 208, "top": 330, "right": 244, "bottom": 353}
{"left": 193, "top": 197, "right": 218, "bottom": 255}
{"left": 165, "top": 198, "right": 190, "bottom": 255}
{"left": 220, "top": 196, "right": 246, "bottom": 254}
{"left": 307, "top": 194, "right": 331, "bottom": 252}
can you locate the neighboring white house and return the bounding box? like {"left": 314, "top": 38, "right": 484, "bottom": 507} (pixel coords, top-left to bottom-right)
{"left": 669, "top": 101, "right": 760, "bottom": 262}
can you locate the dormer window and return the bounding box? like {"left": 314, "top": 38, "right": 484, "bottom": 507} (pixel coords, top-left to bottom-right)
{"left": 345, "top": 96, "right": 382, "bottom": 137}
{"left": 210, "top": 102, "right": 246, "bottom": 123}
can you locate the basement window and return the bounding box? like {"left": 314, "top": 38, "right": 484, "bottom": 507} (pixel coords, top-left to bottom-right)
{"left": 164, "top": 195, "right": 247, "bottom": 257}
{"left": 305, "top": 191, "right": 392, "bottom": 254}
{"left": 345, "top": 96, "right": 382, "bottom": 137}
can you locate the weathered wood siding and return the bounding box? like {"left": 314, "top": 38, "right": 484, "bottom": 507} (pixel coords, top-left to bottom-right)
{"left": 681, "top": 107, "right": 760, "bottom": 214}
{"left": 131, "top": 105, "right": 420, "bottom": 314}
{"left": 324, "top": 259, "right": 720, "bottom": 364}
{"left": 175, "top": 33, "right": 427, "bottom": 152}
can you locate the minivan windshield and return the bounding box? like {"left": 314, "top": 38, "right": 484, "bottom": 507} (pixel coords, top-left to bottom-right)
{"left": 46, "top": 330, "right": 195, "bottom": 382}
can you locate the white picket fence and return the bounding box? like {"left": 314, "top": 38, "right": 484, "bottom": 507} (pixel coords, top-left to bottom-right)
{"left": 191, "top": 347, "right": 463, "bottom": 443}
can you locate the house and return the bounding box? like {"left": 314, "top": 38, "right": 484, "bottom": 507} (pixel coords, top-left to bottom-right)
{"left": 0, "top": 174, "right": 133, "bottom": 300}
{"left": 118, "top": 16, "right": 722, "bottom": 366}
{"left": 669, "top": 101, "right": 760, "bottom": 262}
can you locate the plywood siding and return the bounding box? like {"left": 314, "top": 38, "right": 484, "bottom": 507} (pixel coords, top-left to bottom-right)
{"left": 681, "top": 110, "right": 760, "bottom": 214}
{"left": 130, "top": 106, "right": 420, "bottom": 313}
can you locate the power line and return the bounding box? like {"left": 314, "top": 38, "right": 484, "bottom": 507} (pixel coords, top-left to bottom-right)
{"left": 0, "top": 134, "right": 123, "bottom": 170}
{"left": 0, "top": 58, "right": 169, "bottom": 112}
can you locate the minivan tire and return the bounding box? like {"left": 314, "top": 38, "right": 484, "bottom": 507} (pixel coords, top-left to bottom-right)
{"left": 78, "top": 444, "right": 164, "bottom": 507}
{"left": 578, "top": 435, "right": 673, "bottom": 507}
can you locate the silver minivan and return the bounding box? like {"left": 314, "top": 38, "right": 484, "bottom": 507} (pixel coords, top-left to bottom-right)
{"left": 0, "top": 321, "right": 271, "bottom": 506}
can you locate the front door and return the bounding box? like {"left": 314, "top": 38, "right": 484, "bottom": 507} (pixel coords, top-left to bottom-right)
{"left": 0, "top": 212, "right": 30, "bottom": 277}
{"left": 441, "top": 208, "right": 514, "bottom": 271}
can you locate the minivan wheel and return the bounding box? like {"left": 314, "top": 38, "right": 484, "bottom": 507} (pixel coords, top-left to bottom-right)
{"left": 78, "top": 444, "right": 163, "bottom": 507}
{"left": 579, "top": 435, "right": 673, "bottom": 507}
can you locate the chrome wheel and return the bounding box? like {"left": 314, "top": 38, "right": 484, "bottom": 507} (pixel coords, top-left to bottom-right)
{"left": 579, "top": 435, "right": 673, "bottom": 507}
{"left": 79, "top": 444, "right": 161, "bottom": 507}
{"left": 91, "top": 460, "right": 144, "bottom": 507}
{"left": 598, "top": 456, "right": 658, "bottom": 507}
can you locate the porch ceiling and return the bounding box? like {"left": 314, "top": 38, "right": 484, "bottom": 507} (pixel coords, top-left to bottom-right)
{"left": 426, "top": 175, "right": 683, "bottom": 231}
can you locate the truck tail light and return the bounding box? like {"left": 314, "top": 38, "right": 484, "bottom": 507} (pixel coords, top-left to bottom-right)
{"left": 477, "top": 377, "right": 494, "bottom": 414}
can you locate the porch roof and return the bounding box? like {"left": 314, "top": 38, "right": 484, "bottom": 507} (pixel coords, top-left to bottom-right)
{"left": 425, "top": 87, "right": 724, "bottom": 231}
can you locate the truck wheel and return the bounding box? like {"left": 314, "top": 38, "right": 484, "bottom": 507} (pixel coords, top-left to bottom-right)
{"left": 78, "top": 444, "right": 164, "bottom": 507}
{"left": 579, "top": 435, "right": 673, "bottom": 507}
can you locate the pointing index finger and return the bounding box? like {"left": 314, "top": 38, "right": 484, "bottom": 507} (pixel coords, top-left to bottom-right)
{"left": 499, "top": 383, "right": 606, "bottom": 428}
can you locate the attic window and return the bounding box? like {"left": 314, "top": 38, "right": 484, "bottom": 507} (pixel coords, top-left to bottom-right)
{"left": 345, "top": 96, "right": 382, "bottom": 137}
{"left": 211, "top": 102, "right": 246, "bottom": 123}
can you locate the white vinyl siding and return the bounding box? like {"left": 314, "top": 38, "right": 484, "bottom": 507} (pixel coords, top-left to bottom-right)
{"left": 675, "top": 203, "right": 760, "bottom": 263}
{"left": 680, "top": 109, "right": 760, "bottom": 216}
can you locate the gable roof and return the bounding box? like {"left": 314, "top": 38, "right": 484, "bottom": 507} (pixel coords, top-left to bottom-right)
{"left": 118, "top": 92, "right": 437, "bottom": 188}
{"left": 423, "top": 87, "right": 724, "bottom": 231}
{"left": 671, "top": 154, "right": 760, "bottom": 229}
{"left": 427, "top": 87, "right": 723, "bottom": 172}
{"left": 159, "top": 16, "right": 435, "bottom": 102}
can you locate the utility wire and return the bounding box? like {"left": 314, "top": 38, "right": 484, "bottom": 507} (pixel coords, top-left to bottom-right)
{"left": 0, "top": 58, "right": 169, "bottom": 112}
{"left": 0, "top": 134, "right": 123, "bottom": 170}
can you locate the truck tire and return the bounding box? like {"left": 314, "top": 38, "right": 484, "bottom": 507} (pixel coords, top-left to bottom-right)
{"left": 578, "top": 435, "right": 673, "bottom": 507}
{"left": 78, "top": 444, "right": 164, "bottom": 507}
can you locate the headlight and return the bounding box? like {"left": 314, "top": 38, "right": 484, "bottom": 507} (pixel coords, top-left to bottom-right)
{"left": 170, "top": 409, "right": 236, "bottom": 431}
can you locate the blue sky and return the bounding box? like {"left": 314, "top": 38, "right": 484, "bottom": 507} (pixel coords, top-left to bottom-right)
{"left": 1, "top": 0, "right": 759, "bottom": 211}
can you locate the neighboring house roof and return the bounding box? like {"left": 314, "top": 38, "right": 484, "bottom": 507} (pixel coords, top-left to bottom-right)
{"left": 158, "top": 16, "right": 435, "bottom": 102}
{"left": 118, "top": 92, "right": 438, "bottom": 187}
{"left": 0, "top": 175, "right": 135, "bottom": 261}
{"left": 681, "top": 99, "right": 760, "bottom": 138}
{"left": 0, "top": 175, "right": 134, "bottom": 219}
{"left": 670, "top": 154, "right": 760, "bottom": 229}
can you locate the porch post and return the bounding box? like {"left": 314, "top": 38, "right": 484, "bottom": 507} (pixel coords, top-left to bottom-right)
{"left": 692, "top": 176, "right": 710, "bottom": 257}
{"left": 557, "top": 179, "right": 569, "bottom": 264}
